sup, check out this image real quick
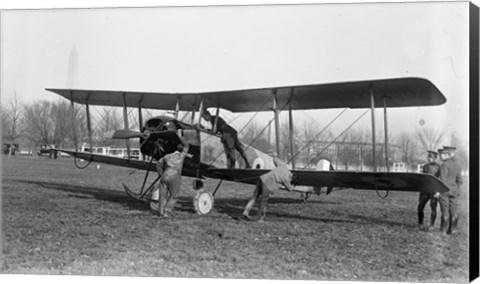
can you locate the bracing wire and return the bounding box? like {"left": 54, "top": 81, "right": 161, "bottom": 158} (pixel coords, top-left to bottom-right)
{"left": 180, "top": 110, "right": 190, "bottom": 123}
{"left": 288, "top": 108, "right": 348, "bottom": 165}
{"left": 200, "top": 95, "right": 272, "bottom": 155}
{"left": 228, "top": 94, "right": 273, "bottom": 135}
{"left": 244, "top": 118, "right": 275, "bottom": 150}
{"left": 201, "top": 94, "right": 272, "bottom": 139}
{"left": 207, "top": 98, "right": 288, "bottom": 167}
{"left": 301, "top": 109, "right": 370, "bottom": 169}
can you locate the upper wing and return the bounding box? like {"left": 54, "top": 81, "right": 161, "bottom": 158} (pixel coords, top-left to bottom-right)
{"left": 46, "top": 77, "right": 445, "bottom": 112}
{"left": 206, "top": 168, "right": 449, "bottom": 194}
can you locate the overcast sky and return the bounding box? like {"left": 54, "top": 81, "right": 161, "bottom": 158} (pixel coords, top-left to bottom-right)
{"left": 0, "top": 1, "right": 471, "bottom": 146}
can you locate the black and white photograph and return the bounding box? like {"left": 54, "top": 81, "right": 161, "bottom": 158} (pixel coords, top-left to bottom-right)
{"left": 1, "top": 0, "right": 476, "bottom": 283}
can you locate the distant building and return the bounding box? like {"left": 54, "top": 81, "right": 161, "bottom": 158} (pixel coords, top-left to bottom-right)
{"left": 81, "top": 145, "right": 141, "bottom": 159}
{"left": 302, "top": 140, "right": 403, "bottom": 171}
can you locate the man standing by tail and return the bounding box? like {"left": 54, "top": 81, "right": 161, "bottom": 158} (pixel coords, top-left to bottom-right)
{"left": 417, "top": 150, "right": 441, "bottom": 229}
{"left": 243, "top": 157, "right": 294, "bottom": 222}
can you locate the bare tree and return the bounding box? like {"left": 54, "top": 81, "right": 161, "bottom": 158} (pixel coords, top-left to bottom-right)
{"left": 335, "top": 129, "right": 359, "bottom": 170}
{"left": 23, "top": 100, "right": 54, "bottom": 146}
{"left": 1, "top": 93, "right": 24, "bottom": 154}
{"left": 23, "top": 99, "right": 87, "bottom": 149}
{"left": 347, "top": 128, "right": 369, "bottom": 170}
{"left": 298, "top": 121, "right": 318, "bottom": 166}
{"left": 396, "top": 131, "right": 420, "bottom": 170}
{"left": 377, "top": 130, "right": 397, "bottom": 170}
{"left": 95, "top": 107, "right": 123, "bottom": 146}
{"left": 240, "top": 121, "right": 273, "bottom": 153}
{"left": 52, "top": 100, "right": 75, "bottom": 147}
{"left": 290, "top": 121, "right": 336, "bottom": 167}
{"left": 415, "top": 126, "right": 444, "bottom": 152}
{"left": 241, "top": 121, "right": 263, "bottom": 145}
{"left": 277, "top": 119, "right": 307, "bottom": 163}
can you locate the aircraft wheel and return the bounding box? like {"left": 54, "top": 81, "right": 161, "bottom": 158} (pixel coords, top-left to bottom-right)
{"left": 193, "top": 190, "right": 214, "bottom": 215}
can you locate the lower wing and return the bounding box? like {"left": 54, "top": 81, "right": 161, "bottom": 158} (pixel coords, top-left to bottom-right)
{"left": 56, "top": 149, "right": 198, "bottom": 177}
{"left": 58, "top": 149, "right": 155, "bottom": 170}
{"left": 205, "top": 168, "right": 448, "bottom": 194}
{"left": 57, "top": 149, "right": 448, "bottom": 194}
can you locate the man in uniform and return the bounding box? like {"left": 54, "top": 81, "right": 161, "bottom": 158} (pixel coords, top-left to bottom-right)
{"left": 437, "top": 146, "right": 463, "bottom": 234}
{"left": 155, "top": 129, "right": 190, "bottom": 218}
{"left": 417, "top": 150, "right": 441, "bottom": 229}
{"left": 443, "top": 146, "right": 457, "bottom": 160}
{"left": 243, "top": 157, "right": 294, "bottom": 222}
{"left": 202, "top": 110, "right": 251, "bottom": 169}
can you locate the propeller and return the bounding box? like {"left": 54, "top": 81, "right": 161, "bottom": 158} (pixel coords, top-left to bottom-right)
{"left": 110, "top": 129, "right": 151, "bottom": 139}
{"left": 115, "top": 128, "right": 198, "bottom": 206}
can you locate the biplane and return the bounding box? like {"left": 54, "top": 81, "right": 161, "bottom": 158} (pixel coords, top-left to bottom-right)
{"left": 46, "top": 77, "right": 449, "bottom": 215}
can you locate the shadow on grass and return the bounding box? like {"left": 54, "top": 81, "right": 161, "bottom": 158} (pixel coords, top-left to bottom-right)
{"left": 179, "top": 196, "right": 410, "bottom": 227}
{"left": 15, "top": 179, "right": 411, "bottom": 228}
{"left": 240, "top": 209, "right": 412, "bottom": 227}
{"left": 15, "top": 180, "right": 148, "bottom": 211}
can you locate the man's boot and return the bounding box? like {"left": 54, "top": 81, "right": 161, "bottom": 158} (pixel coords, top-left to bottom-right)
{"left": 446, "top": 216, "right": 453, "bottom": 235}
{"left": 418, "top": 211, "right": 424, "bottom": 226}
{"left": 452, "top": 216, "right": 459, "bottom": 229}
{"left": 428, "top": 214, "right": 436, "bottom": 230}
{"left": 439, "top": 217, "right": 448, "bottom": 233}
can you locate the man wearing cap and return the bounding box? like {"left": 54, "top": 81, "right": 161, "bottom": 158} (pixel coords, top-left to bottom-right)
{"left": 437, "top": 146, "right": 463, "bottom": 234}
{"left": 417, "top": 150, "right": 441, "bottom": 229}
{"left": 443, "top": 146, "right": 457, "bottom": 161}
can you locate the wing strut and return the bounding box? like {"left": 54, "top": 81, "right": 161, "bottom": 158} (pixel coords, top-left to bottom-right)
{"left": 273, "top": 89, "right": 281, "bottom": 158}
{"left": 85, "top": 94, "right": 93, "bottom": 153}
{"left": 138, "top": 102, "right": 144, "bottom": 160}
{"left": 383, "top": 97, "right": 390, "bottom": 172}
{"left": 138, "top": 105, "right": 144, "bottom": 131}
{"left": 288, "top": 88, "right": 296, "bottom": 170}
{"left": 69, "top": 90, "right": 79, "bottom": 151}
{"left": 190, "top": 95, "right": 198, "bottom": 125}
{"left": 213, "top": 106, "right": 220, "bottom": 134}
{"left": 195, "top": 97, "right": 205, "bottom": 182}
{"left": 370, "top": 88, "right": 377, "bottom": 172}
{"left": 122, "top": 93, "right": 131, "bottom": 159}
{"left": 174, "top": 96, "right": 180, "bottom": 120}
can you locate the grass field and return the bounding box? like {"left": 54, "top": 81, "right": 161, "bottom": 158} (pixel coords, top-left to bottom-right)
{"left": 0, "top": 156, "right": 470, "bottom": 282}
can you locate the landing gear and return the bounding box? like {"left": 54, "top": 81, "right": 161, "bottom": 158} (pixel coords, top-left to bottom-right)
{"left": 191, "top": 178, "right": 221, "bottom": 215}
{"left": 193, "top": 190, "right": 214, "bottom": 215}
